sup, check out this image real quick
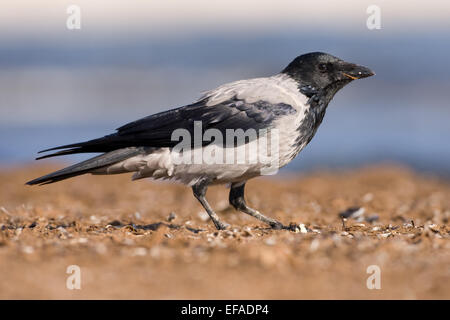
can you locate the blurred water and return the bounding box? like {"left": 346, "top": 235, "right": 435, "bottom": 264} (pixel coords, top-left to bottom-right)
{"left": 1, "top": 32, "right": 449, "bottom": 173}
{"left": 2, "top": 102, "right": 450, "bottom": 174}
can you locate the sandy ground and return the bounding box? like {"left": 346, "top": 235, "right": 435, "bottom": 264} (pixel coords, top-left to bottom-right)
{"left": 0, "top": 164, "right": 448, "bottom": 299}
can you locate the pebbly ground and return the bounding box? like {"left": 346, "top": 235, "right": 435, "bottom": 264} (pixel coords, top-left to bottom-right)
{"left": 0, "top": 165, "right": 448, "bottom": 299}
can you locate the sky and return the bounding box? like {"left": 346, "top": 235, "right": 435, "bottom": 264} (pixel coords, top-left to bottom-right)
{"left": 0, "top": 1, "right": 449, "bottom": 173}
{"left": 1, "top": 0, "right": 450, "bottom": 38}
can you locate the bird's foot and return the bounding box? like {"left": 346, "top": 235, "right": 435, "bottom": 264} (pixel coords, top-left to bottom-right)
{"left": 269, "top": 221, "right": 285, "bottom": 230}
{"left": 283, "top": 223, "right": 300, "bottom": 232}
{"left": 213, "top": 221, "right": 230, "bottom": 230}
{"left": 268, "top": 221, "right": 299, "bottom": 231}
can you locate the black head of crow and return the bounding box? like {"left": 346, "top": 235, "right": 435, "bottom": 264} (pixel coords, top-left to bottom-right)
{"left": 27, "top": 52, "right": 374, "bottom": 231}
{"left": 282, "top": 51, "right": 374, "bottom": 100}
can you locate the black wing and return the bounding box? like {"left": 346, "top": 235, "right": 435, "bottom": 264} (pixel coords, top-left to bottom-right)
{"left": 37, "top": 97, "right": 296, "bottom": 159}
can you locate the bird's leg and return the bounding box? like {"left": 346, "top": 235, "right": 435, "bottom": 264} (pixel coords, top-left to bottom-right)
{"left": 229, "top": 181, "right": 284, "bottom": 229}
{"left": 192, "top": 179, "right": 230, "bottom": 230}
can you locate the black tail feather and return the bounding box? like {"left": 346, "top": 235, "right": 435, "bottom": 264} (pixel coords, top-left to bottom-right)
{"left": 27, "top": 168, "right": 97, "bottom": 186}
{"left": 37, "top": 133, "right": 119, "bottom": 154}
{"left": 27, "top": 147, "right": 145, "bottom": 186}
{"left": 36, "top": 148, "right": 87, "bottom": 160}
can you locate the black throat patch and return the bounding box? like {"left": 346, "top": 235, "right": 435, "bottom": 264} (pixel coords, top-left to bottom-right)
{"left": 290, "top": 79, "right": 351, "bottom": 159}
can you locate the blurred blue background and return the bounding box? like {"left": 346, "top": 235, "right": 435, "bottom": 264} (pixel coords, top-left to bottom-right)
{"left": 1, "top": 0, "right": 449, "bottom": 174}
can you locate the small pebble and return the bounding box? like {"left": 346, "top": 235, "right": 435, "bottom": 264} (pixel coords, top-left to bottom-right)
{"left": 403, "top": 222, "right": 414, "bottom": 228}
{"left": 362, "top": 193, "right": 374, "bottom": 202}
{"left": 132, "top": 247, "right": 147, "bottom": 256}
{"left": 299, "top": 224, "right": 308, "bottom": 234}
{"left": 378, "top": 232, "right": 391, "bottom": 239}
{"left": 264, "top": 237, "right": 276, "bottom": 246}
{"left": 339, "top": 207, "right": 365, "bottom": 219}
{"left": 95, "top": 243, "right": 107, "bottom": 254}
{"left": 0, "top": 207, "right": 12, "bottom": 216}
{"left": 108, "top": 220, "right": 122, "bottom": 227}
{"left": 365, "top": 215, "right": 379, "bottom": 223}
{"left": 149, "top": 246, "right": 161, "bottom": 258}
{"left": 309, "top": 239, "right": 320, "bottom": 252}
{"left": 22, "top": 246, "right": 34, "bottom": 254}
{"left": 426, "top": 224, "right": 439, "bottom": 233}
{"left": 167, "top": 212, "right": 177, "bottom": 222}
{"left": 197, "top": 211, "right": 210, "bottom": 222}
{"left": 90, "top": 216, "right": 100, "bottom": 224}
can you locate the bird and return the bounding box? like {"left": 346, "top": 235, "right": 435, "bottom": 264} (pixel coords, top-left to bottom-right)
{"left": 27, "top": 52, "right": 374, "bottom": 230}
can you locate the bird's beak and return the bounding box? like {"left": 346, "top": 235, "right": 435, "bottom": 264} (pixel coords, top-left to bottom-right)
{"left": 341, "top": 63, "right": 375, "bottom": 80}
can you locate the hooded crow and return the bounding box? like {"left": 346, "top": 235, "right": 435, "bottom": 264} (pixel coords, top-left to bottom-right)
{"left": 27, "top": 52, "right": 374, "bottom": 230}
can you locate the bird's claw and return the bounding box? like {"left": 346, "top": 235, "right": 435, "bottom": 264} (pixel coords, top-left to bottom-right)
{"left": 269, "top": 222, "right": 299, "bottom": 232}
{"left": 284, "top": 223, "right": 299, "bottom": 232}
{"left": 214, "top": 221, "right": 230, "bottom": 230}
{"left": 269, "top": 221, "right": 285, "bottom": 230}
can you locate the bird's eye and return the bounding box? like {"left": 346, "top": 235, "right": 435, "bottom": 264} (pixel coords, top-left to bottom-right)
{"left": 318, "top": 63, "right": 328, "bottom": 72}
